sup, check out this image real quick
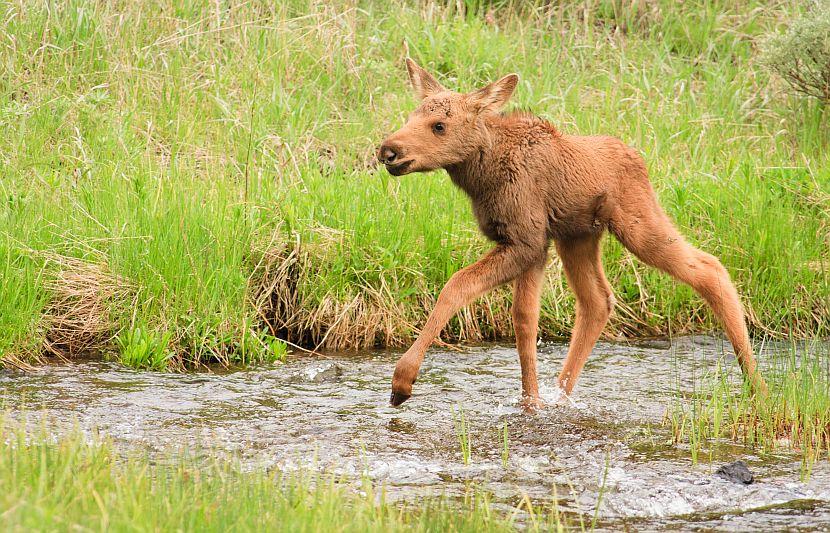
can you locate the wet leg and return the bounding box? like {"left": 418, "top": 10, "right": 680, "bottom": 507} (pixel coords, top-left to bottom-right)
{"left": 610, "top": 201, "right": 767, "bottom": 395}
{"left": 391, "top": 245, "right": 540, "bottom": 405}
{"left": 512, "top": 262, "right": 546, "bottom": 409}
{"left": 556, "top": 235, "right": 614, "bottom": 394}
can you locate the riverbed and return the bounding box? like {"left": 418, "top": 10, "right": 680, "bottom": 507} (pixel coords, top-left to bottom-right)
{"left": 3, "top": 336, "right": 829, "bottom": 530}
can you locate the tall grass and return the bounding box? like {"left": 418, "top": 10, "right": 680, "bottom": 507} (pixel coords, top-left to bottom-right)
{"left": 667, "top": 341, "right": 830, "bottom": 474}
{"left": 0, "top": 419, "right": 570, "bottom": 531}
{"left": 0, "top": 0, "right": 827, "bottom": 367}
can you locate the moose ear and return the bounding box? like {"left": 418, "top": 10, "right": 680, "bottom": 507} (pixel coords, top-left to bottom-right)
{"left": 406, "top": 58, "right": 445, "bottom": 100}
{"left": 469, "top": 73, "right": 519, "bottom": 113}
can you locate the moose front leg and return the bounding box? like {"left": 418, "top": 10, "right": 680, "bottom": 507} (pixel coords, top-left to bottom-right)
{"left": 512, "top": 263, "right": 546, "bottom": 410}
{"left": 390, "top": 245, "right": 535, "bottom": 406}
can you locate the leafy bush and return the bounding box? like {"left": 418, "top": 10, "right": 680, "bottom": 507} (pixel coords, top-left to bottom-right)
{"left": 763, "top": 2, "right": 830, "bottom": 103}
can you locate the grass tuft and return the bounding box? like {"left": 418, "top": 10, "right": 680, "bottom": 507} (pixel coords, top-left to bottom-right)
{"left": 454, "top": 405, "right": 474, "bottom": 466}
{"left": 116, "top": 327, "right": 174, "bottom": 370}
{"left": 42, "top": 253, "right": 134, "bottom": 360}
{"left": 667, "top": 342, "right": 830, "bottom": 473}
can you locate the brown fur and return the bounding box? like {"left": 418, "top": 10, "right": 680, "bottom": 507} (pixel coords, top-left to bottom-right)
{"left": 379, "top": 59, "right": 766, "bottom": 409}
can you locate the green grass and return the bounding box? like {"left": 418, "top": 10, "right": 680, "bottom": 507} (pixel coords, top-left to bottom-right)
{"left": 454, "top": 405, "right": 473, "bottom": 465}
{"left": 116, "top": 327, "right": 175, "bottom": 370}
{"left": 0, "top": 0, "right": 828, "bottom": 367}
{"left": 666, "top": 341, "right": 830, "bottom": 473}
{"left": 0, "top": 419, "right": 568, "bottom": 532}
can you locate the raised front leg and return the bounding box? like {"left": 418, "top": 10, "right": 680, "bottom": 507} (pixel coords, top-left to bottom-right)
{"left": 391, "top": 245, "right": 539, "bottom": 406}
{"left": 512, "top": 263, "right": 546, "bottom": 410}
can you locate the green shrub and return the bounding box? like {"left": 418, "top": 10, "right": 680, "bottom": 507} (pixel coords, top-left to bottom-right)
{"left": 115, "top": 326, "right": 285, "bottom": 370}
{"left": 763, "top": 1, "right": 830, "bottom": 103}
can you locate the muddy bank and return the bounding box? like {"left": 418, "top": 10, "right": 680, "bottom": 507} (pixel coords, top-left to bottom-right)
{"left": 3, "top": 336, "right": 830, "bottom": 530}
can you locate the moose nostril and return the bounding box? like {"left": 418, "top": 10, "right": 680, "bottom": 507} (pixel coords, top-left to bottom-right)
{"left": 380, "top": 146, "right": 397, "bottom": 164}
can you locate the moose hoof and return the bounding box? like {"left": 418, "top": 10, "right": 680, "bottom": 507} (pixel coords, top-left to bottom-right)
{"left": 390, "top": 391, "right": 411, "bottom": 407}
{"left": 520, "top": 396, "right": 546, "bottom": 413}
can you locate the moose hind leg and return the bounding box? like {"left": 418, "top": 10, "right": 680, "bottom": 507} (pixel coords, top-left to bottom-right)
{"left": 610, "top": 204, "right": 767, "bottom": 395}
{"left": 556, "top": 234, "right": 614, "bottom": 395}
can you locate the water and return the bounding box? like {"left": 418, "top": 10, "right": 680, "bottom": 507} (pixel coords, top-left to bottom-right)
{"left": 3, "top": 335, "right": 830, "bottom": 530}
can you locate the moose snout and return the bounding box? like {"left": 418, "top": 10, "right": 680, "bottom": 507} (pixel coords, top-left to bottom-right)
{"left": 377, "top": 143, "right": 400, "bottom": 165}
{"left": 377, "top": 139, "right": 412, "bottom": 175}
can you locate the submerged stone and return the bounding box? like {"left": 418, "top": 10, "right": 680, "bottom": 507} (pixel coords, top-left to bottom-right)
{"left": 716, "top": 460, "right": 754, "bottom": 485}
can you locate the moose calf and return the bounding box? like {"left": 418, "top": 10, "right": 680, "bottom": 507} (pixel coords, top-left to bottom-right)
{"left": 378, "top": 59, "right": 766, "bottom": 410}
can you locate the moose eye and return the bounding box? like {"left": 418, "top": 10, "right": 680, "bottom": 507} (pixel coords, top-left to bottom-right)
{"left": 432, "top": 122, "right": 446, "bottom": 135}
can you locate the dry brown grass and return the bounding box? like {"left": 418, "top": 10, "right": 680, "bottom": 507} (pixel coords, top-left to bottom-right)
{"left": 18, "top": 229, "right": 812, "bottom": 369}
{"left": 246, "top": 229, "right": 730, "bottom": 352}
{"left": 248, "top": 231, "right": 521, "bottom": 351}
{"left": 41, "top": 254, "right": 133, "bottom": 361}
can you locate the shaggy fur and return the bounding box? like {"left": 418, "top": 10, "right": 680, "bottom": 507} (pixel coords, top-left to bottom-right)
{"left": 378, "top": 59, "right": 766, "bottom": 409}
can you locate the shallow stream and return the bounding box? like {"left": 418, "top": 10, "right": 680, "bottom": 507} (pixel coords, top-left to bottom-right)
{"left": 3, "top": 336, "right": 830, "bottom": 530}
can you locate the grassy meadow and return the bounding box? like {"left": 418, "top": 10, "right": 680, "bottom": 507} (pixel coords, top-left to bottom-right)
{"left": 0, "top": 0, "right": 827, "bottom": 369}
{"left": 4, "top": 2, "right": 830, "bottom": 528}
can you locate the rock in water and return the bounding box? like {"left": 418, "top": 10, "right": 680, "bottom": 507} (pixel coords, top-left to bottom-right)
{"left": 716, "top": 460, "right": 754, "bottom": 484}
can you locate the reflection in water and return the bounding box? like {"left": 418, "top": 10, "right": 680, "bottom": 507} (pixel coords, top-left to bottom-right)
{"left": 2, "top": 336, "right": 829, "bottom": 530}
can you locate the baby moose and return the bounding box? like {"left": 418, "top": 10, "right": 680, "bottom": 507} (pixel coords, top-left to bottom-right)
{"left": 378, "top": 59, "right": 766, "bottom": 410}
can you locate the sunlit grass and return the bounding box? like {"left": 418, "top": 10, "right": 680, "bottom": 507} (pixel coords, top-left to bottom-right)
{"left": 116, "top": 327, "right": 174, "bottom": 370}
{"left": 667, "top": 341, "right": 830, "bottom": 475}
{"left": 0, "top": 419, "right": 569, "bottom": 531}
{"left": 0, "top": 0, "right": 827, "bottom": 367}
{"left": 454, "top": 405, "right": 473, "bottom": 466}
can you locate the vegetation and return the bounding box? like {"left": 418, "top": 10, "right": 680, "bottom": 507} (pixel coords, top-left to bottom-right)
{"left": 1, "top": 0, "right": 828, "bottom": 369}
{"left": 763, "top": 0, "right": 830, "bottom": 103}
{"left": 2, "top": 1, "right": 828, "bottom": 527}
{"left": 0, "top": 420, "right": 570, "bottom": 532}
{"left": 454, "top": 405, "right": 473, "bottom": 465}
{"left": 116, "top": 327, "right": 175, "bottom": 370}
{"left": 667, "top": 341, "right": 830, "bottom": 474}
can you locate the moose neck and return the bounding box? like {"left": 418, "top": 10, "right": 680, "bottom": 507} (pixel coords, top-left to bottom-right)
{"left": 444, "top": 119, "right": 507, "bottom": 201}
